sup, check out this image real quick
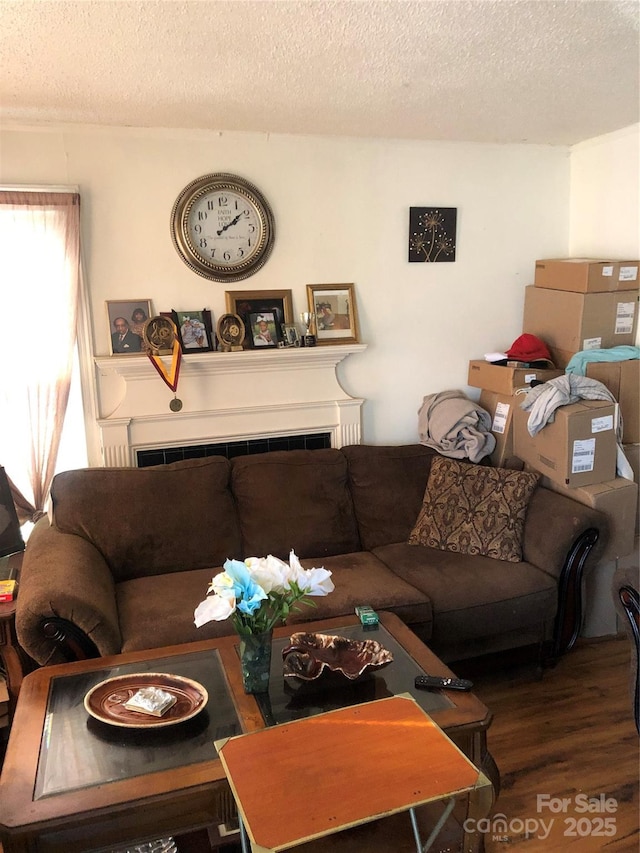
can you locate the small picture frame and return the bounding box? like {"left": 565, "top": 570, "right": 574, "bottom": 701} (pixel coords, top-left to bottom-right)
{"left": 250, "top": 311, "right": 279, "bottom": 348}
{"left": 225, "top": 290, "right": 293, "bottom": 349}
{"left": 306, "top": 283, "right": 360, "bottom": 345}
{"left": 281, "top": 323, "right": 301, "bottom": 347}
{"left": 106, "top": 299, "right": 153, "bottom": 355}
{"left": 170, "top": 309, "right": 214, "bottom": 353}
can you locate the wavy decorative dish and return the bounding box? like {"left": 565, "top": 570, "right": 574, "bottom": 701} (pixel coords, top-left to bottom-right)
{"left": 282, "top": 632, "right": 393, "bottom": 681}
{"left": 84, "top": 672, "right": 208, "bottom": 729}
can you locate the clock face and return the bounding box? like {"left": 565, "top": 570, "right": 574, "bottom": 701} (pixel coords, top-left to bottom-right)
{"left": 171, "top": 174, "right": 275, "bottom": 282}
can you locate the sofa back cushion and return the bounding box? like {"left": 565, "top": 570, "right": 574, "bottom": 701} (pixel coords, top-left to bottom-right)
{"left": 51, "top": 457, "right": 242, "bottom": 582}
{"left": 342, "top": 444, "right": 439, "bottom": 549}
{"left": 231, "top": 449, "right": 361, "bottom": 560}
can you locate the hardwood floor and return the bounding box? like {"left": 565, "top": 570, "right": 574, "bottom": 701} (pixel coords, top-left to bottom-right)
{"left": 465, "top": 634, "right": 639, "bottom": 852}
{"left": 0, "top": 635, "right": 637, "bottom": 853}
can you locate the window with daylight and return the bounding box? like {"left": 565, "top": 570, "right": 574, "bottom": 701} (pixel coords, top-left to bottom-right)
{"left": 0, "top": 190, "right": 87, "bottom": 532}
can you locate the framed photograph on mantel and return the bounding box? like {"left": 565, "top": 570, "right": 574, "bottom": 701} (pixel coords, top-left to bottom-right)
{"left": 306, "top": 283, "right": 360, "bottom": 345}
{"left": 106, "top": 299, "right": 153, "bottom": 355}
{"left": 225, "top": 289, "right": 293, "bottom": 349}
{"left": 171, "top": 309, "right": 214, "bottom": 353}
{"left": 249, "top": 311, "right": 279, "bottom": 348}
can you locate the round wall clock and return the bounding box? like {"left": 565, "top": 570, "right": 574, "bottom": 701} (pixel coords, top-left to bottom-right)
{"left": 171, "top": 173, "right": 275, "bottom": 283}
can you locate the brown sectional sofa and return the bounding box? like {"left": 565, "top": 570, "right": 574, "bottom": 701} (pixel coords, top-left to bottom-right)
{"left": 16, "top": 445, "right": 607, "bottom": 668}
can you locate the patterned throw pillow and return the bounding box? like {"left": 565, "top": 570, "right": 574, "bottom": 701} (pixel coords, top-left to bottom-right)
{"left": 408, "top": 456, "right": 539, "bottom": 563}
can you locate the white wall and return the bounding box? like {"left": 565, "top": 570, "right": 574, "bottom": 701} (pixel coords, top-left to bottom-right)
{"left": 1, "top": 124, "right": 573, "bottom": 452}
{"left": 569, "top": 123, "right": 640, "bottom": 259}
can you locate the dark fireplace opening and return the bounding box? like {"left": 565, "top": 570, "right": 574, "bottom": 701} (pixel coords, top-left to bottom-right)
{"left": 136, "top": 432, "right": 332, "bottom": 468}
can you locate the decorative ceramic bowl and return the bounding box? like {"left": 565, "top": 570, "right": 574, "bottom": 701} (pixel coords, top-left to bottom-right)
{"left": 282, "top": 632, "right": 393, "bottom": 681}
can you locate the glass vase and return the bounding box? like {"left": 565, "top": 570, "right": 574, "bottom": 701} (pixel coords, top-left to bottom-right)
{"left": 239, "top": 630, "right": 273, "bottom": 693}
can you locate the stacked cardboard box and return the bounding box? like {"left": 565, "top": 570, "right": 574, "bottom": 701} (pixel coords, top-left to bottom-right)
{"left": 470, "top": 257, "right": 639, "bottom": 573}
{"left": 478, "top": 390, "right": 519, "bottom": 468}
{"left": 471, "top": 258, "right": 640, "bottom": 638}
{"left": 523, "top": 286, "right": 639, "bottom": 369}
{"left": 526, "top": 258, "right": 639, "bottom": 368}
{"left": 513, "top": 400, "right": 618, "bottom": 488}
{"left": 584, "top": 359, "right": 639, "bottom": 444}
{"left": 468, "top": 361, "right": 563, "bottom": 468}
{"left": 533, "top": 258, "right": 639, "bottom": 293}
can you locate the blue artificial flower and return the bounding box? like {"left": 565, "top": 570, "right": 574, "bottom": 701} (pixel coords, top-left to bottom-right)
{"left": 223, "top": 558, "right": 267, "bottom": 614}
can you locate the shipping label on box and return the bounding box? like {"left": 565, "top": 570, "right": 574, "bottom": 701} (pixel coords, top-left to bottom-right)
{"left": 513, "top": 400, "right": 617, "bottom": 487}
{"left": 523, "top": 286, "right": 639, "bottom": 353}
{"left": 479, "top": 390, "right": 520, "bottom": 468}
{"left": 586, "top": 360, "right": 639, "bottom": 444}
{"left": 534, "top": 259, "right": 640, "bottom": 293}
{"left": 468, "top": 360, "right": 563, "bottom": 395}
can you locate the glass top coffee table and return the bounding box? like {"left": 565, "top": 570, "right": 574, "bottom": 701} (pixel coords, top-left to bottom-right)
{"left": 0, "top": 612, "right": 493, "bottom": 853}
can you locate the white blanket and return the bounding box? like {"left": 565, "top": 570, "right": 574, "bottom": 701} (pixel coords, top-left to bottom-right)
{"left": 418, "top": 389, "right": 495, "bottom": 463}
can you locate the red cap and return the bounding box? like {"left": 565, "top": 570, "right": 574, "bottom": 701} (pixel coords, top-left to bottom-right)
{"left": 506, "top": 333, "right": 552, "bottom": 362}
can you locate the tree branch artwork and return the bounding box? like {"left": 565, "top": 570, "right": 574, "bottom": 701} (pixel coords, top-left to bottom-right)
{"left": 409, "top": 207, "right": 457, "bottom": 263}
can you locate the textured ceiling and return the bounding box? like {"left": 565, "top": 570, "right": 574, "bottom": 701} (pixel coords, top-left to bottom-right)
{"left": 1, "top": 0, "right": 638, "bottom": 145}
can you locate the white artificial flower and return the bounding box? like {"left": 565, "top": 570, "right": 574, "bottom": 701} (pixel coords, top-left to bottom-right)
{"left": 208, "top": 571, "right": 235, "bottom": 596}
{"left": 195, "top": 549, "right": 334, "bottom": 633}
{"left": 300, "top": 566, "right": 335, "bottom": 596}
{"left": 287, "top": 549, "right": 334, "bottom": 596}
{"left": 245, "top": 554, "right": 289, "bottom": 594}
{"left": 194, "top": 593, "right": 236, "bottom": 627}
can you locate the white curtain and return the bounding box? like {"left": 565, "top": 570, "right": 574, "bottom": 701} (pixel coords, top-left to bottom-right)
{"left": 0, "top": 191, "right": 81, "bottom": 522}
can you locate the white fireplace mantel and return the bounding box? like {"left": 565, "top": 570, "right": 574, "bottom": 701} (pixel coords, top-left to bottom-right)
{"left": 94, "top": 344, "right": 367, "bottom": 466}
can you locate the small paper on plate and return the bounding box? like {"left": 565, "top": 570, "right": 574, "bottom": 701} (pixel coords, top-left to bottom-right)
{"left": 123, "top": 686, "right": 177, "bottom": 717}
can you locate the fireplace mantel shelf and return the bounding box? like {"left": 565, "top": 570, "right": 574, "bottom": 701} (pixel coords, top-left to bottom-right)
{"left": 94, "top": 343, "right": 367, "bottom": 466}
{"left": 94, "top": 343, "right": 367, "bottom": 378}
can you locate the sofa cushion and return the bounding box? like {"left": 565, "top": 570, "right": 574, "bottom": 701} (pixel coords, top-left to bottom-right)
{"left": 51, "top": 457, "right": 242, "bottom": 582}
{"left": 408, "top": 457, "right": 539, "bottom": 563}
{"left": 374, "top": 542, "right": 557, "bottom": 649}
{"left": 292, "top": 552, "right": 432, "bottom": 630}
{"left": 342, "top": 444, "right": 439, "bottom": 549}
{"left": 231, "top": 450, "right": 361, "bottom": 560}
{"left": 117, "top": 566, "right": 235, "bottom": 652}
{"left": 117, "top": 552, "right": 432, "bottom": 653}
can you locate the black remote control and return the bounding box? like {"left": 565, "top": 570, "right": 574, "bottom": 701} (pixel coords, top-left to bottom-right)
{"left": 414, "top": 674, "right": 473, "bottom": 692}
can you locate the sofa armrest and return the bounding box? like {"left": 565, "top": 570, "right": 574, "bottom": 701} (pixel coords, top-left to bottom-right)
{"left": 16, "top": 517, "right": 122, "bottom": 666}
{"left": 523, "top": 487, "right": 607, "bottom": 577}
{"left": 524, "top": 487, "right": 608, "bottom": 660}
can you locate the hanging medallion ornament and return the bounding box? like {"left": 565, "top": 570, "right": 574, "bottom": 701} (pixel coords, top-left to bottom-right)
{"left": 142, "top": 316, "right": 183, "bottom": 411}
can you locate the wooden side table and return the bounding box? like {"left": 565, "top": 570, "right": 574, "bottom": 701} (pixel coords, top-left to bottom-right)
{"left": 0, "top": 552, "right": 30, "bottom": 718}
{"left": 216, "top": 694, "right": 493, "bottom": 853}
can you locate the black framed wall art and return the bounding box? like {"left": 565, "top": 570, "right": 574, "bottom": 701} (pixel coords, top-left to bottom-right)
{"left": 408, "top": 207, "right": 457, "bottom": 263}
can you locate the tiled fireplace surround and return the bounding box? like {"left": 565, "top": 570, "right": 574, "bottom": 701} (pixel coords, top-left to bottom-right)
{"left": 93, "top": 344, "right": 367, "bottom": 467}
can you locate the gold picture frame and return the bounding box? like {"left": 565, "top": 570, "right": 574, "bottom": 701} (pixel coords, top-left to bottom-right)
{"left": 225, "top": 289, "right": 293, "bottom": 349}
{"left": 306, "top": 283, "right": 360, "bottom": 345}
{"left": 106, "top": 299, "right": 153, "bottom": 355}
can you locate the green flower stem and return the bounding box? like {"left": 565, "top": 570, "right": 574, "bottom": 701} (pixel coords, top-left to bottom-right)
{"left": 232, "top": 582, "right": 317, "bottom": 636}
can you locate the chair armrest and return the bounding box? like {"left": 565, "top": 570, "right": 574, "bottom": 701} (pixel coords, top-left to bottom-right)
{"left": 611, "top": 565, "right": 640, "bottom": 734}
{"left": 16, "top": 517, "right": 122, "bottom": 666}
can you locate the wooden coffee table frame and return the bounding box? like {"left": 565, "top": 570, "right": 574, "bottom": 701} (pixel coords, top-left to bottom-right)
{"left": 0, "top": 612, "right": 493, "bottom": 853}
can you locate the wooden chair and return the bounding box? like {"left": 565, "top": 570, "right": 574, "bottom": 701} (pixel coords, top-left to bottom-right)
{"left": 612, "top": 565, "right": 640, "bottom": 735}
